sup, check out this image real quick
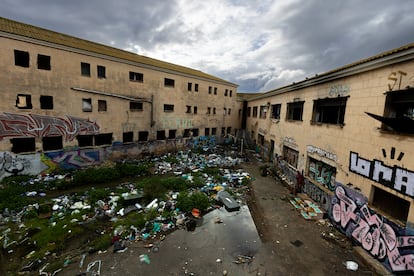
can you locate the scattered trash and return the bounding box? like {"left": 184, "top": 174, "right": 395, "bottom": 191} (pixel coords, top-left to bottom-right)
{"left": 344, "top": 260, "right": 359, "bottom": 271}
{"left": 217, "top": 191, "right": 240, "bottom": 212}
{"left": 86, "top": 260, "right": 102, "bottom": 275}
{"left": 233, "top": 255, "right": 253, "bottom": 264}
{"left": 139, "top": 254, "right": 151, "bottom": 264}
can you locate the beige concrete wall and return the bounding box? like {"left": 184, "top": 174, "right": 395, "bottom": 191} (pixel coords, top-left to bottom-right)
{"left": 246, "top": 59, "right": 414, "bottom": 225}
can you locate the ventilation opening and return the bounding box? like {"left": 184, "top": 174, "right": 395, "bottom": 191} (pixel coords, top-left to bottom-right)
{"left": 42, "top": 136, "right": 63, "bottom": 151}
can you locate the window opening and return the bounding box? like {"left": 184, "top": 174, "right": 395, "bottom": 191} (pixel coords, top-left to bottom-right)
{"left": 81, "top": 62, "right": 91, "bottom": 76}
{"left": 205, "top": 128, "right": 210, "bottom": 136}
{"left": 97, "top": 65, "right": 106, "bottom": 78}
{"left": 186, "top": 105, "right": 192, "bottom": 113}
{"left": 123, "top": 132, "right": 133, "bottom": 143}
{"left": 94, "top": 133, "right": 112, "bottom": 146}
{"left": 287, "top": 101, "right": 304, "bottom": 121}
{"left": 40, "top": 95, "right": 53, "bottom": 110}
{"left": 164, "top": 104, "right": 174, "bottom": 112}
{"left": 195, "top": 84, "right": 199, "bottom": 92}
{"left": 214, "top": 87, "right": 217, "bottom": 95}
{"left": 130, "top": 102, "right": 143, "bottom": 112}
{"left": 247, "top": 107, "right": 251, "bottom": 117}
{"left": 192, "top": 128, "right": 199, "bottom": 137}
{"left": 16, "top": 94, "right": 32, "bottom": 109}
{"left": 129, "top": 71, "right": 143, "bottom": 82}
{"left": 228, "top": 108, "right": 231, "bottom": 115}
{"left": 37, "top": 54, "right": 51, "bottom": 70}
{"left": 312, "top": 97, "right": 347, "bottom": 125}
{"left": 188, "top": 82, "right": 192, "bottom": 91}
{"left": 207, "top": 107, "right": 211, "bottom": 114}
{"left": 372, "top": 186, "right": 409, "bottom": 223}
{"left": 225, "top": 89, "right": 228, "bottom": 96}
{"left": 98, "top": 100, "right": 107, "bottom": 111}
{"left": 283, "top": 146, "right": 299, "bottom": 168}
{"left": 164, "top": 78, "right": 175, "bottom": 87}
{"left": 183, "top": 129, "right": 191, "bottom": 137}
{"left": 138, "top": 131, "right": 149, "bottom": 142}
{"left": 77, "top": 135, "right": 94, "bottom": 147}
{"left": 157, "top": 130, "right": 166, "bottom": 140}
{"left": 211, "top": 128, "right": 217, "bottom": 135}
{"left": 11, "top": 137, "right": 35, "bottom": 153}
{"left": 82, "top": 98, "right": 92, "bottom": 112}
{"left": 14, "top": 50, "right": 29, "bottom": 67}
{"left": 194, "top": 106, "right": 198, "bottom": 114}
{"left": 168, "top": 129, "right": 176, "bottom": 139}
{"left": 42, "top": 136, "right": 63, "bottom": 151}
{"left": 271, "top": 104, "right": 281, "bottom": 119}
{"left": 213, "top": 107, "right": 216, "bottom": 115}
{"left": 253, "top": 106, "right": 258, "bottom": 117}
{"left": 208, "top": 86, "right": 212, "bottom": 94}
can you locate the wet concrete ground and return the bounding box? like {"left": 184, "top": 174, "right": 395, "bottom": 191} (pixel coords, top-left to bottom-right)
{"left": 63, "top": 160, "right": 376, "bottom": 276}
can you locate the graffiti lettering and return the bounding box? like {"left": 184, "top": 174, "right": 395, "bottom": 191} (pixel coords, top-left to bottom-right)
{"left": 332, "top": 185, "right": 414, "bottom": 273}
{"left": 349, "top": 152, "right": 414, "bottom": 197}
{"left": 388, "top": 71, "right": 407, "bottom": 91}
{"left": 160, "top": 118, "right": 193, "bottom": 129}
{"left": 307, "top": 145, "right": 337, "bottom": 161}
{"left": 0, "top": 112, "right": 100, "bottom": 141}
{"left": 329, "top": 84, "right": 350, "bottom": 97}
{"left": 44, "top": 148, "right": 106, "bottom": 170}
{"left": 0, "top": 152, "right": 47, "bottom": 180}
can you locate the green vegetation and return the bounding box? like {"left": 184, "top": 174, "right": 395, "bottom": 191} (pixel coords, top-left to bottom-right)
{"left": 176, "top": 191, "right": 210, "bottom": 212}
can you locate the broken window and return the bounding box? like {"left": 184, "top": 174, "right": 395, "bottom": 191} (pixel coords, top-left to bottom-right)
{"left": 81, "top": 62, "right": 91, "bottom": 76}
{"left": 186, "top": 105, "right": 192, "bottom": 113}
{"left": 14, "top": 50, "right": 29, "bottom": 67}
{"left": 287, "top": 101, "right": 304, "bottom": 121}
{"left": 252, "top": 106, "right": 258, "bottom": 117}
{"left": 164, "top": 78, "right": 175, "bottom": 87}
{"left": 271, "top": 104, "right": 281, "bottom": 119}
{"left": 138, "top": 131, "right": 149, "bottom": 142}
{"left": 82, "top": 98, "right": 92, "bottom": 112}
{"left": 283, "top": 146, "right": 298, "bottom": 168}
{"left": 77, "top": 135, "right": 94, "bottom": 147}
{"left": 164, "top": 104, "right": 174, "bottom": 112}
{"left": 16, "top": 94, "right": 32, "bottom": 109}
{"left": 42, "top": 136, "right": 63, "bottom": 151}
{"left": 40, "top": 95, "right": 53, "bottom": 110}
{"left": 188, "top": 82, "right": 192, "bottom": 91}
{"left": 123, "top": 132, "right": 133, "bottom": 143}
{"left": 192, "top": 128, "right": 199, "bottom": 137}
{"left": 211, "top": 127, "right": 217, "bottom": 135}
{"left": 94, "top": 133, "right": 112, "bottom": 146}
{"left": 205, "top": 128, "right": 210, "bottom": 136}
{"left": 366, "top": 88, "right": 414, "bottom": 134}
{"left": 97, "top": 65, "right": 106, "bottom": 78}
{"left": 37, "top": 54, "right": 51, "bottom": 70}
{"left": 307, "top": 157, "right": 336, "bottom": 188}
{"left": 371, "top": 186, "right": 409, "bottom": 223}
{"left": 98, "top": 100, "right": 107, "bottom": 112}
{"left": 129, "top": 71, "right": 143, "bottom": 82}
{"left": 195, "top": 84, "right": 199, "bottom": 92}
{"left": 259, "top": 106, "right": 267, "bottom": 119}
{"left": 157, "top": 130, "right": 166, "bottom": 140}
{"left": 11, "top": 137, "right": 35, "bottom": 153}
{"left": 209, "top": 86, "right": 212, "bottom": 94}
{"left": 312, "top": 97, "right": 347, "bottom": 125}
{"left": 183, "top": 129, "right": 191, "bottom": 138}
{"left": 130, "top": 102, "right": 143, "bottom": 112}
{"left": 194, "top": 106, "right": 198, "bottom": 114}
{"left": 168, "top": 129, "right": 176, "bottom": 139}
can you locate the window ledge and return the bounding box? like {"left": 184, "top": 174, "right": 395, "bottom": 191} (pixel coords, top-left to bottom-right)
{"left": 310, "top": 121, "right": 345, "bottom": 128}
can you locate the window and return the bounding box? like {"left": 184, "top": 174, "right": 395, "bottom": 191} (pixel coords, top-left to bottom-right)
{"left": 258, "top": 134, "right": 264, "bottom": 145}
{"left": 247, "top": 107, "right": 251, "bottom": 117}
{"left": 372, "top": 186, "right": 409, "bottom": 222}
{"left": 42, "top": 136, "right": 63, "bottom": 151}
{"left": 283, "top": 146, "right": 298, "bottom": 168}
{"left": 164, "top": 104, "right": 174, "bottom": 112}
{"left": 183, "top": 129, "right": 191, "bottom": 138}
{"left": 271, "top": 104, "right": 281, "bottom": 119}
{"left": 164, "top": 78, "right": 175, "bottom": 87}
{"left": 194, "top": 106, "right": 198, "bottom": 114}
{"left": 227, "top": 127, "right": 232, "bottom": 134}
{"left": 168, "top": 129, "right": 176, "bottom": 139}
{"left": 209, "top": 86, "right": 212, "bottom": 94}
{"left": 94, "top": 133, "right": 112, "bottom": 146}
{"left": 130, "top": 102, "right": 143, "bottom": 112}
{"left": 16, "top": 94, "right": 32, "bottom": 109}
{"left": 253, "top": 106, "right": 258, "bottom": 117}
{"left": 37, "top": 54, "right": 51, "bottom": 70}
{"left": 221, "top": 127, "right": 226, "bottom": 135}
{"left": 312, "top": 97, "right": 347, "bottom": 125}
{"left": 223, "top": 108, "right": 227, "bottom": 115}
{"left": 307, "top": 157, "right": 336, "bottom": 188}
{"left": 213, "top": 107, "right": 216, "bottom": 115}
{"left": 207, "top": 107, "right": 211, "bottom": 114}
{"left": 259, "top": 106, "right": 267, "bottom": 119}
{"left": 230, "top": 90, "right": 232, "bottom": 97}
{"left": 11, "top": 138, "right": 35, "bottom": 153}
{"left": 123, "top": 132, "right": 133, "bottom": 143}
{"left": 366, "top": 88, "right": 414, "bottom": 134}
{"left": 81, "top": 62, "right": 91, "bottom": 76}
{"left": 40, "top": 95, "right": 53, "bottom": 110}
{"left": 138, "top": 131, "right": 149, "bottom": 142}
{"left": 205, "top": 128, "right": 210, "bottom": 136}
{"left": 214, "top": 87, "right": 217, "bottom": 95}
{"left": 192, "top": 128, "right": 199, "bottom": 137}
{"left": 225, "top": 89, "right": 228, "bottom": 96}
{"left": 186, "top": 105, "right": 192, "bottom": 113}
{"left": 157, "top": 130, "right": 166, "bottom": 140}
{"left": 287, "top": 101, "right": 304, "bottom": 121}
{"left": 14, "top": 50, "right": 29, "bottom": 67}
{"left": 82, "top": 98, "right": 92, "bottom": 112}
{"left": 195, "top": 84, "right": 199, "bottom": 92}
{"left": 97, "top": 65, "right": 106, "bottom": 78}
{"left": 77, "top": 135, "right": 94, "bottom": 147}
{"left": 129, "top": 71, "right": 143, "bottom": 82}
{"left": 212, "top": 128, "right": 217, "bottom": 135}
{"left": 98, "top": 100, "right": 107, "bottom": 112}
{"left": 188, "top": 82, "right": 192, "bottom": 91}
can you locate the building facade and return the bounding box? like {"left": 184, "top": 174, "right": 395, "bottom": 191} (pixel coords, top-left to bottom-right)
{"left": 0, "top": 17, "right": 241, "bottom": 177}
{"left": 244, "top": 43, "right": 414, "bottom": 273}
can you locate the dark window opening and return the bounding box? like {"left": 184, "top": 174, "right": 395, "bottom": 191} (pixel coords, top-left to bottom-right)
{"left": 230, "top": 90, "right": 232, "bottom": 97}
{"left": 223, "top": 108, "right": 227, "bottom": 116}
{"left": 14, "top": 50, "right": 29, "bottom": 67}
{"left": 307, "top": 157, "right": 336, "bottom": 188}
{"left": 194, "top": 106, "right": 198, "bottom": 114}
{"left": 195, "top": 84, "right": 199, "bottom": 92}
{"left": 188, "top": 82, "right": 192, "bottom": 91}
{"left": 207, "top": 107, "right": 211, "bottom": 114}
{"left": 247, "top": 107, "right": 251, "bottom": 117}
{"left": 97, "top": 65, "right": 106, "bottom": 78}
{"left": 129, "top": 71, "right": 143, "bottom": 82}
{"left": 287, "top": 101, "right": 304, "bottom": 121}
{"left": 258, "top": 134, "right": 264, "bottom": 145}
{"left": 211, "top": 128, "right": 217, "bottom": 135}
{"left": 130, "top": 102, "right": 143, "bottom": 112}
{"left": 192, "top": 128, "right": 199, "bottom": 137}
{"left": 186, "top": 105, "right": 192, "bottom": 113}
{"left": 227, "top": 127, "right": 232, "bottom": 134}
{"left": 157, "top": 130, "right": 166, "bottom": 140}
{"left": 209, "top": 86, "right": 212, "bottom": 94}
{"left": 138, "top": 131, "right": 149, "bottom": 142}
{"left": 271, "top": 104, "right": 281, "bottom": 119}
{"left": 82, "top": 98, "right": 92, "bottom": 112}
{"left": 98, "top": 100, "right": 107, "bottom": 112}
{"left": 283, "top": 146, "right": 298, "bottom": 168}
{"left": 16, "top": 94, "right": 32, "bottom": 109}
{"left": 205, "top": 128, "right": 210, "bottom": 136}
{"left": 214, "top": 87, "right": 217, "bottom": 95}
{"left": 42, "top": 136, "right": 63, "bottom": 151}
{"left": 40, "top": 95, "right": 53, "bottom": 110}
{"left": 366, "top": 88, "right": 414, "bottom": 134}
{"left": 253, "top": 106, "right": 258, "bottom": 117}
{"left": 228, "top": 108, "right": 231, "bottom": 115}
{"left": 221, "top": 127, "right": 225, "bottom": 135}
{"left": 164, "top": 78, "right": 175, "bottom": 87}
{"left": 11, "top": 137, "right": 35, "bottom": 153}
{"left": 77, "top": 135, "right": 94, "bottom": 147}
{"left": 81, "top": 62, "right": 91, "bottom": 76}
{"left": 372, "top": 186, "right": 409, "bottom": 223}
{"left": 37, "top": 54, "right": 51, "bottom": 70}
{"left": 183, "top": 129, "right": 191, "bottom": 137}
{"left": 259, "top": 106, "right": 267, "bottom": 118}
{"left": 312, "top": 97, "right": 347, "bottom": 125}
{"left": 95, "top": 133, "right": 112, "bottom": 146}
{"left": 225, "top": 89, "right": 228, "bottom": 96}
{"left": 168, "top": 129, "right": 176, "bottom": 139}
{"left": 213, "top": 107, "right": 216, "bottom": 115}
{"left": 164, "top": 104, "right": 174, "bottom": 112}
{"left": 123, "top": 132, "right": 133, "bottom": 143}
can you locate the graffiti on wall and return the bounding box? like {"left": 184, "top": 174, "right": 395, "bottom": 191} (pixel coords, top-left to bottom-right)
{"left": 188, "top": 135, "right": 217, "bottom": 150}
{"left": 307, "top": 145, "right": 337, "bottom": 162}
{"left": 0, "top": 152, "right": 47, "bottom": 180}
{"left": 44, "top": 148, "right": 107, "bottom": 170}
{"left": 349, "top": 151, "right": 414, "bottom": 197}
{"left": 388, "top": 70, "right": 408, "bottom": 91}
{"left": 329, "top": 84, "right": 350, "bottom": 97}
{"left": 160, "top": 118, "right": 193, "bottom": 129}
{"left": 332, "top": 185, "right": 414, "bottom": 273}
{"left": 303, "top": 180, "right": 331, "bottom": 211}
{"left": 308, "top": 158, "right": 336, "bottom": 190}
{"left": 0, "top": 112, "right": 100, "bottom": 141}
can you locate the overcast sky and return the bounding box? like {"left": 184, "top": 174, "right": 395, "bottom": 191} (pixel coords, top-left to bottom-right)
{"left": 1, "top": 0, "right": 413, "bottom": 92}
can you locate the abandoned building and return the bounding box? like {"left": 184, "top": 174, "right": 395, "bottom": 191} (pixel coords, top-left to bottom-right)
{"left": 243, "top": 43, "right": 414, "bottom": 273}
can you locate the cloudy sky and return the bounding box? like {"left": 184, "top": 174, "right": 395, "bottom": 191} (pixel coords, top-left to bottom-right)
{"left": 1, "top": 0, "right": 413, "bottom": 92}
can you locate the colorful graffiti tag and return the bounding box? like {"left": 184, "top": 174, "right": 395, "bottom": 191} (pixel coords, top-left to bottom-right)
{"left": 44, "top": 148, "right": 106, "bottom": 170}
{"left": 0, "top": 152, "right": 47, "bottom": 180}
{"left": 332, "top": 185, "right": 414, "bottom": 273}
{"left": 190, "top": 135, "right": 217, "bottom": 150}
{"left": 0, "top": 112, "right": 100, "bottom": 141}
